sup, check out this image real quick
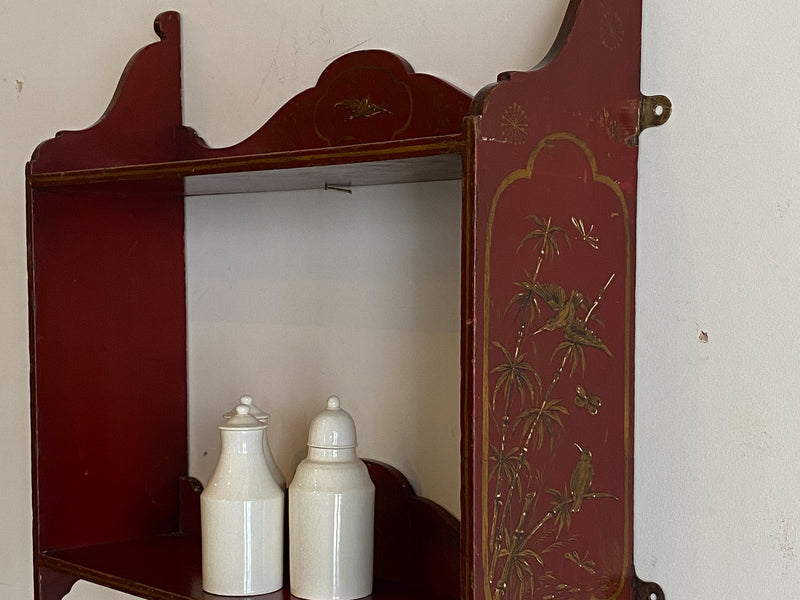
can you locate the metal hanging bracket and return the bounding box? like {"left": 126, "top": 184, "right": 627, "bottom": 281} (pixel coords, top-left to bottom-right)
{"left": 632, "top": 567, "right": 666, "bottom": 600}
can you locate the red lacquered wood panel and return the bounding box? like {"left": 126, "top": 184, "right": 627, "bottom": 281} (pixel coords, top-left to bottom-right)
{"left": 465, "top": 1, "right": 648, "bottom": 599}
{"left": 28, "top": 182, "right": 187, "bottom": 552}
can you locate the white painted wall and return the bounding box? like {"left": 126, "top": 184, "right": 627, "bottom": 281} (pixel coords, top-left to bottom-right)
{"left": 2, "top": 1, "right": 798, "bottom": 598}
{"left": 185, "top": 181, "right": 464, "bottom": 518}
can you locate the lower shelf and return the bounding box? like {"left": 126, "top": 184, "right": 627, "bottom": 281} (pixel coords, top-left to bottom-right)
{"left": 37, "top": 460, "right": 461, "bottom": 600}
{"left": 40, "top": 535, "right": 455, "bottom": 600}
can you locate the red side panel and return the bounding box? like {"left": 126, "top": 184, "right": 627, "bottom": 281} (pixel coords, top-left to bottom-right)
{"left": 468, "top": 2, "right": 643, "bottom": 599}
{"left": 27, "top": 12, "right": 189, "bottom": 554}
{"left": 29, "top": 184, "right": 187, "bottom": 550}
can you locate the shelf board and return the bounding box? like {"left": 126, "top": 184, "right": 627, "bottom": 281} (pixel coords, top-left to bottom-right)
{"left": 28, "top": 136, "right": 466, "bottom": 193}
{"left": 40, "top": 535, "right": 456, "bottom": 600}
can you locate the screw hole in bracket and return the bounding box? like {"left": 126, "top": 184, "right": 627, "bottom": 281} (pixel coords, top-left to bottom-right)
{"left": 639, "top": 93, "right": 672, "bottom": 132}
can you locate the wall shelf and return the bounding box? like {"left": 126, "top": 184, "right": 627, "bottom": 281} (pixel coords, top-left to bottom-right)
{"left": 27, "top": 3, "right": 668, "bottom": 599}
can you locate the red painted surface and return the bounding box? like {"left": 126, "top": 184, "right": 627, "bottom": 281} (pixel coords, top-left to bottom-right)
{"left": 466, "top": 1, "right": 643, "bottom": 599}
{"left": 29, "top": 185, "right": 187, "bottom": 552}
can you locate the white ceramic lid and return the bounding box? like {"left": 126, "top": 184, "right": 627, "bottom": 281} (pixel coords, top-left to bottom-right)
{"left": 307, "top": 395, "right": 358, "bottom": 449}
{"left": 219, "top": 403, "right": 266, "bottom": 430}
{"left": 223, "top": 395, "right": 269, "bottom": 423}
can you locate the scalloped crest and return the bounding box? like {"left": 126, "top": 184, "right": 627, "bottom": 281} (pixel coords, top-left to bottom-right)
{"left": 181, "top": 49, "right": 473, "bottom": 158}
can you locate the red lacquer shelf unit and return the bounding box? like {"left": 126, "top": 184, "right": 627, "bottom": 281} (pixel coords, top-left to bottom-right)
{"left": 27, "top": 4, "right": 669, "bottom": 600}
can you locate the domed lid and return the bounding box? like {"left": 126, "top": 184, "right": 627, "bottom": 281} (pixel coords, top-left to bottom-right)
{"left": 307, "top": 395, "right": 358, "bottom": 449}
{"left": 223, "top": 395, "right": 269, "bottom": 423}
{"left": 219, "top": 402, "right": 266, "bottom": 431}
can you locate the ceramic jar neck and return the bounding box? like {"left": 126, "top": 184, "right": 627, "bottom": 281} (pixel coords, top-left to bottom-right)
{"left": 220, "top": 427, "right": 266, "bottom": 457}
{"left": 306, "top": 446, "right": 357, "bottom": 462}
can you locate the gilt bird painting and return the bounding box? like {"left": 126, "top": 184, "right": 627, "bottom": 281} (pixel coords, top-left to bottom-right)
{"left": 335, "top": 97, "right": 391, "bottom": 120}
{"left": 531, "top": 281, "right": 611, "bottom": 357}
{"left": 570, "top": 443, "right": 594, "bottom": 512}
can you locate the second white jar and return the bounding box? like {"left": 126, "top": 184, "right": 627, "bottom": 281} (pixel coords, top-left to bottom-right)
{"left": 289, "top": 395, "right": 375, "bottom": 600}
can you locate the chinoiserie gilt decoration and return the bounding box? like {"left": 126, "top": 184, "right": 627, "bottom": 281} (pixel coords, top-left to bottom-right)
{"left": 25, "top": 1, "right": 670, "bottom": 599}
{"left": 335, "top": 97, "right": 392, "bottom": 120}
{"left": 469, "top": 0, "right": 671, "bottom": 598}
{"left": 484, "top": 159, "right": 624, "bottom": 599}
{"left": 500, "top": 103, "right": 529, "bottom": 145}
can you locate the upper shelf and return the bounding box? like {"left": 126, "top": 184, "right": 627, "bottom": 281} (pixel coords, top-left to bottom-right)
{"left": 27, "top": 11, "right": 473, "bottom": 193}
{"left": 28, "top": 136, "right": 466, "bottom": 193}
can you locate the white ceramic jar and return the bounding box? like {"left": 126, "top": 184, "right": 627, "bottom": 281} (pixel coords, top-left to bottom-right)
{"left": 289, "top": 395, "right": 375, "bottom": 600}
{"left": 201, "top": 402, "right": 284, "bottom": 596}
{"left": 223, "top": 394, "right": 286, "bottom": 489}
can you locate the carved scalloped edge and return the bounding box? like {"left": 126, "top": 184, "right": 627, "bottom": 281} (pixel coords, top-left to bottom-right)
{"left": 180, "top": 49, "right": 473, "bottom": 158}
{"left": 29, "top": 11, "right": 183, "bottom": 174}
{"left": 470, "top": 0, "right": 582, "bottom": 115}
{"left": 364, "top": 459, "right": 461, "bottom": 599}
{"left": 30, "top": 13, "right": 474, "bottom": 175}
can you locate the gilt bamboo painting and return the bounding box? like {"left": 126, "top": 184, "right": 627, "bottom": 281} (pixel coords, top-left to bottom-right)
{"left": 463, "top": 1, "right": 653, "bottom": 596}
{"left": 475, "top": 131, "right": 635, "bottom": 600}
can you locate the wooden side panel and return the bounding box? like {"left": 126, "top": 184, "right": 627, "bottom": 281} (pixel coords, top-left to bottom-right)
{"left": 29, "top": 12, "right": 183, "bottom": 174}
{"left": 467, "top": 1, "right": 644, "bottom": 599}
{"left": 180, "top": 50, "right": 472, "bottom": 158}
{"left": 29, "top": 184, "right": 187, "bottom": 551}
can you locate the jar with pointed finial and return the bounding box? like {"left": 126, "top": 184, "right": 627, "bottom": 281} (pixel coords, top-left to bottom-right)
{"left": 289, "top": 395, "right": 375, "bottom": 600}
{"left": 223, "top": 394, "right": 286, "bottom": 489}
{"left": 201, "top": 401, "right": 284, "bottom": 596}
